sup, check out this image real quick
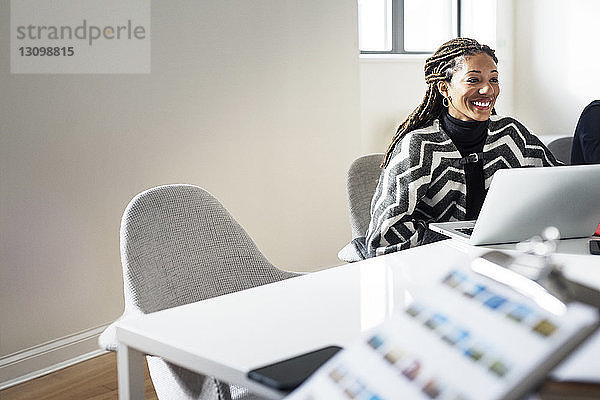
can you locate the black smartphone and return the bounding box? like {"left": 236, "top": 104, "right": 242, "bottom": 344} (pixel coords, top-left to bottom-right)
{"left": 590, "top": 238, "right": 600, "bottom": 255}
{"left": 247, "top": 345, "right": 342, "bottom": 392}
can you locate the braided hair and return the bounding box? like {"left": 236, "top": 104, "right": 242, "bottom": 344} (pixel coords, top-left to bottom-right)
{"left": 381, "top": 38, "right": 498, "bottom": 167}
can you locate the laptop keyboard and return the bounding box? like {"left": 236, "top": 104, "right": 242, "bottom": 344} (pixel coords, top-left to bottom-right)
{"left": 456, "top": 227, "right": 474, "bottom": 236}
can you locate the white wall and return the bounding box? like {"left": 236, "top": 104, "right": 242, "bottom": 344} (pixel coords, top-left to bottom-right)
{"left": 359, "top": 56, "right": 426, "bottom": 154}
{"left": 512, "top": 0, "right": 600, "bottom": 136}
{"left": 0, "top": 0, "right": 360, "bottom": 360}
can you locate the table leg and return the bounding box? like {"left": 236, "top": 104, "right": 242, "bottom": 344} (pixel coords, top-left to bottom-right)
{"left": 118, "top": 343, "right": 146, "bottom": 399}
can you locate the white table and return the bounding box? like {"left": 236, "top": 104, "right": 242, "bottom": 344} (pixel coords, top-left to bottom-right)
{"left": 115, "top": 238, "right": 599, "bottom": 399}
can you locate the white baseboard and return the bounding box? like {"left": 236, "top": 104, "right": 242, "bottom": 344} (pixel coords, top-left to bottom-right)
{"left": 0, "top": 324, "right": 109, "bottom": 390}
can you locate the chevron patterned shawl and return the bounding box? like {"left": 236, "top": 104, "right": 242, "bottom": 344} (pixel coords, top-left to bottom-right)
{"left": 342, "top": 115, "right": 561, "bottom": 262}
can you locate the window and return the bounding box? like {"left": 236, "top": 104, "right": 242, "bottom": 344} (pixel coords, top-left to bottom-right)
{"left": 358, "top": 0, "right": 497, "bottom": 54}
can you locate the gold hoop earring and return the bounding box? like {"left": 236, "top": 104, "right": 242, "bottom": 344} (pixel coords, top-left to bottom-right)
{"left": 443, "top": 96, "right": 450, "bottom": 108}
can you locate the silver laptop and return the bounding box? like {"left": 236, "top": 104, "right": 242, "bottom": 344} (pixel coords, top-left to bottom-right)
{"left": 429, "top": 165, "right": 600, "bottom": 245}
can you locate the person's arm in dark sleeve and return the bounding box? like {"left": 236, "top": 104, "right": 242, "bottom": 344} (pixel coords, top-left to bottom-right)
{"left": 578, "top": 105, "right": 600, "bottom": 163}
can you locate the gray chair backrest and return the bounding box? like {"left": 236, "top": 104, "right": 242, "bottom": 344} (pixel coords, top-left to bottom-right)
{"left": 121, "top": 184, "right": 296, "bottom": 315}
{"left": 345, "top": 154, "right": 384, "bottom": 238}
{"left": 547, "top": 137, "right": 573, "bottom": 165}
{"left": 103, "top": 184, "right": 296, "bottom": 400}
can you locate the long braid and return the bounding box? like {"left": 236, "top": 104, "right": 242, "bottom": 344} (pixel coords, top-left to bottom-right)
{"left": 381, "top": 38, "right": 498, "bottom": 167}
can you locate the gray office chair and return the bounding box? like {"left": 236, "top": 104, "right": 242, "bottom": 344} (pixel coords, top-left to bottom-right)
{"left": 547, "top": 137, "right": 573, "bottom": 165}
{"left": 345, "top": 153, "right": 384, "bottom": 239}
{"left": 337, "top": 154, "right": 383, "bottom": 262}
{"left": 99, "top": 184, "right": 298, "bottom": 400}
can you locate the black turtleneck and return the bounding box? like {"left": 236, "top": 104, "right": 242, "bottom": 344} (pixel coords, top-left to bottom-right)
{"left": 440, "top": 112, "right": 489, "bottom": 220}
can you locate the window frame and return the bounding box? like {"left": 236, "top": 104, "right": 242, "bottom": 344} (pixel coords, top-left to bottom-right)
{"left": 360, "top": 0, "right": 462, "bottom": 55}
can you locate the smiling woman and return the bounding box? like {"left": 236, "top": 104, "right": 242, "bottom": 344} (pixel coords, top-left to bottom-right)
{"left": 437, "top": 53, "right": 499, "bottom": 122}
{"left": 338, "top": 38, "right": 561, "bottom": 263}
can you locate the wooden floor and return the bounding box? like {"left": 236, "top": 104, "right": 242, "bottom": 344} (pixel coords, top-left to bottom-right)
{"left": 0, "top": 353, "right": 158, "bottom": 400}
{"left": 3, "top": 353, "right": 599, "bottom": 400}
